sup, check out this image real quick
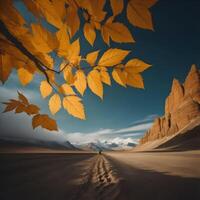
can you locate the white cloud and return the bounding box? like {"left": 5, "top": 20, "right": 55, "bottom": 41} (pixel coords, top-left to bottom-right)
{"left": 65, "top": 117, "right": 154, "bottom": 144}
{"left": 114, "top": 122, "right": 153, "bottom": 134}
{"left": 129, "top": 114, "right": 158, "bottom": 126}
{"left": 103, "top": 137, "right": 139, "bottom": 145}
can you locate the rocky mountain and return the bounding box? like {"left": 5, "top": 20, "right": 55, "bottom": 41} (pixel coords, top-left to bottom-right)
{"left": 140, "top": 65, "right": 200, "bottom": 145}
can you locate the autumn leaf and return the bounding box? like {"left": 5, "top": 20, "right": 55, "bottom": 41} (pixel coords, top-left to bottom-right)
{"left": 84, "top": 23, "right": 96, "bottom": 46}
{"left": 63, "top": 96, "right": 85, "bottom": 120}
{"left": 15, "top": 104, "right": 27, "bottom": 114}
{"left": 74, "top": 70, "right": 87, "bottom": 96}
{"left": 56, "top": 24, "right": 70, "bottom": 56}
{"left": 2, "top": 100, "right": 20, "bottom": 113}
{"left": 126, "top": 73, "right": 144, "bottom": 89}
{"left": 65, "top": 1, "right": 80, "bottom": 37}
{"left": 32, "top": 114, "right": 58, "bottom": 131}
{"left": 101, "top": 25, "right": 110, "bottom": 45}
{"left": 26, "top": 104, "right": 40, "bottom": 115}
{"left": 125, "top": 58, "right": 151, "bottom": 73}
{"left": 112, "top": 68, "right": 127, "bottom": 87}
{"left": 22, "top": 0, "right": 42, "bottom": 18}
{"left": 86, "top": 50, "right": 99, "bottom": 66}
{"left": 18, "top": 68, "right": 33, "bottom": 86}
{"left": 40, "top": 80, "right": 52, "bottom": 98}
{"left": 3, "top": 92, "right": 58, "bottom": 131}
{"left": 87, "top": 70, "right": 103, "bottom": 99}
{"left": 110, "top": 0, "right": 124, "bottom": 16}
{"left": 59, "top": 84, "right": 75, "bottom": 96}
{"left": 103, "top": 22, "right": 135, "bottom": 43}
{"left": 127, "top": 0, "right": 157, "bottom": 30}
{"left": 31, "top": 24, "right": 58, "bottom": 53}
{"left": 18, "top": 91, "right": 29, "bottom": 105}
{"left": 83, "top": 0, "right": 106, "bottom": 22}
{"left": 67, "top": 39, "right": 80, "bottom": 64}
{"left": 35, "top": 0, "right": 63, "bottom": 28}
{"left": 100, "top": 69, "right": 111, "bottom": 85}
{"left": 49, "top": 94, "right": 61, "bottom": 115}
{"left": 0, "top": 54, "right": 13, "bottom": 83}
{"left": 63, "top": 67, "right": 76, "bottom": 85}
{"left": 98, "top": 48, "right": 130, "bottom": 67}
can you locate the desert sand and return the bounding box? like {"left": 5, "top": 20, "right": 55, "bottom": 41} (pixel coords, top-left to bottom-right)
{"left": 0, "top": 150, "right": 200, "bottom": 200}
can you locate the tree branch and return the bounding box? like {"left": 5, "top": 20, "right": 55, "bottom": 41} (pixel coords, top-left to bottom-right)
{"left": 0, "top": 20, "right": 50, "bottom": 82}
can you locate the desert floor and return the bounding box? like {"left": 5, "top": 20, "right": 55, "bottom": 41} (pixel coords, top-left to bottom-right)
{"left": 0, "top": 151, "right": 200, "bottom": 200}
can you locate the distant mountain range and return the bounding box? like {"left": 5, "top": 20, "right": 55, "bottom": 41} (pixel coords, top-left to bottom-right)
{"left": 0, "top": 136, "right": 137, "bottom": 152}
{"left": 75, "top": 140, "right": 136, "bottom": 151}
{"left": 0, "top": 137, "right": 78, "bottom": 151}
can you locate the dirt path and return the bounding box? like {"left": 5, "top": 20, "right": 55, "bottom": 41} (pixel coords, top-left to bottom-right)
{"left": 72, "top": 154, "right": 120, "bottom": 200}
{"left": 1, "top": 152, "right": 200, "bottom": 200}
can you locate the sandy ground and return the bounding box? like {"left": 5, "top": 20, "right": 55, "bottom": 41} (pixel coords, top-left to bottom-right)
{"left": 0, "top": 151, "right": 200, "bottom": 200}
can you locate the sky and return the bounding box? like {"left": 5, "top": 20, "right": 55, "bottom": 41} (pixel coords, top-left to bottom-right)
{"left": 0, "top": 0, "right": 200, "bottom": 145}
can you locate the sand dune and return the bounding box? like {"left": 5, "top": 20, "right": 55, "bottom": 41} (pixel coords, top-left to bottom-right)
{"left": 0, "top": 151, "right": 200, "bottom": 200}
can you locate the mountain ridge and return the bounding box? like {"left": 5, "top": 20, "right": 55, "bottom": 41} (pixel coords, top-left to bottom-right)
{"left": 140, "top": 65, "right": 200, "bottom": 145}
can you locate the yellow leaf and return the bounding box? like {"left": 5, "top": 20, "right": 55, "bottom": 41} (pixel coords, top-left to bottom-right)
{"left": 87, "top": 0, "right": 106, "bottom": 22}
{"left": 127, "top": 0, "right": 157, "bottom": 30}
{"left": 32, "top": 114, "right": 58, "bottom": 131}
{"left": 18, "top": 68, "right": 33, "bottom": 86}
{"left": 66, "top": 3, "right": 80, "bottom": 37}
{"left": 51, "top": 0, "right": 66, "bottom": 21}
{"left": 60, "top": 84, "right": 75, "bottom": 95}
{"left": 63, "top": 67, "right": 75, "bottom": 85}
{"left": 101, "top": 25, "right": 110, "bottom": 45}
{"left": 0, "top": 54, "right": 13, "bottom": 83}
{"left": 104, "top": 22, "right": 135, "bottom": 43}
{"left": 100, "top": 70, "right": 111, "bottom": 85}
{"left": 98, "top": 48, "right": 129, "bottom": 67}
{"left": 112, "top": 68, "right": 127, "bottom": 87}
{"left": 86, "top": 50, "right": 99, "bottom": 66}
{"left": 83, "top": 23, "right": 96, "bottom": 46}
{"left": 135, "top": 0, "right": 158, "bottom": 8}
{"left": 0, "top": 1, "right": 27, "bottom": 37}
{"left": 74, "top": 70, "right": 87, "bottom": 96}
{"left": 125, "top": 58, "right": 151, "bottom": 73}
{"left": 40, "top": 80, "right": 52, "bottom": 98}
{"left": 0, "top": 39, "right": 27, "bottom": 63}
{"left": 31, "top": 24, "right": 58, "bottom": 53}
{"left": 87, "top": 70, "right": 103, "bottom": 99}
{"left": 67, "top": 39, "right": 80, "bottom": 63}
{"left": 0, "top": 0, "right": 25, "bottom": 26}
{"left": 35, "top": 0, "right": 63, "bottom": 28}
{"left": 110, "top": 0, "right": 124, "bottom": 16}
{"left": 49, "top": 94, "right": 61, "bottom": 115}
{"left": 22, "top": 0, "right": 42, "bottom": 18}
{"left": 126, "top": 73, "right": 144, "bottom": 89}
{"left": 63, "top": 96, "right": 85, "bottom": 120}
{"left": 56, "top": 24, "right": 70, "bottom": 56}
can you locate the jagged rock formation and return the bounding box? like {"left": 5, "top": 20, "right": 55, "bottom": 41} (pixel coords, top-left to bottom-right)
{"left": 140, "top": 65, "right": 200, "bottom": 144}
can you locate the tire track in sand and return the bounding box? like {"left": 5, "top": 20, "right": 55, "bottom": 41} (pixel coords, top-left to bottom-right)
{"left": 72, "top": 154, "right": 120, "bottom": 200}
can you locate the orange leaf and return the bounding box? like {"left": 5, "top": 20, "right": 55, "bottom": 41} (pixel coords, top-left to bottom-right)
{"left": 32, "top": 114, "right": 58, "bottom": 131}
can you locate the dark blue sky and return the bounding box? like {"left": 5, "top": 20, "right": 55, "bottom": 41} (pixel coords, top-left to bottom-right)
{"left": 0, "top": 0, "right": 200, "bottom": 144}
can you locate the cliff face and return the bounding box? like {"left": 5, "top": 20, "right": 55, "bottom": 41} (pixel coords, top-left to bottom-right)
{"left": 140, "top": 65, "right": 200, "bottom": 144}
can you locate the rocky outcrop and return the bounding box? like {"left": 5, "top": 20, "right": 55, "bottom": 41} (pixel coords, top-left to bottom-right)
{"left": 140, "top": 65, "right": 200, "bottom": 144}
